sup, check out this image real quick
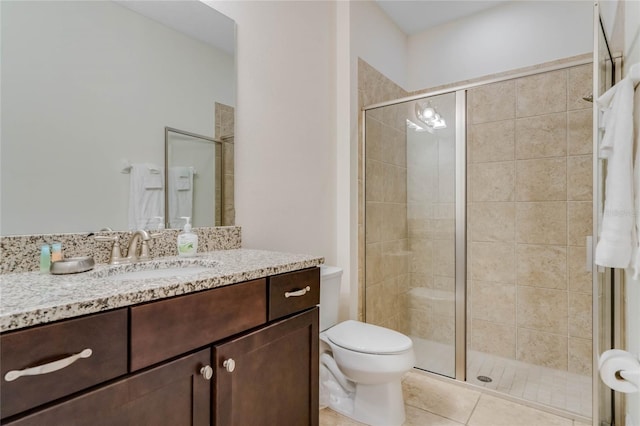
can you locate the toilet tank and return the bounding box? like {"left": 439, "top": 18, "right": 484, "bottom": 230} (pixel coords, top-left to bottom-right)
{"left": 319, "top": 265, "right": 343, "bottom": 331}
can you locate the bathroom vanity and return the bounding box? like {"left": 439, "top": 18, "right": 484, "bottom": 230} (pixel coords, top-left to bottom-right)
{"left": 0, "top": 249, "right": 322, "bottom": 425}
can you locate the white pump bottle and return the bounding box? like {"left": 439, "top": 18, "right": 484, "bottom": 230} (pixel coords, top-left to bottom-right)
{"left": 177, "top": 217, "right": 198, "bottom": 257}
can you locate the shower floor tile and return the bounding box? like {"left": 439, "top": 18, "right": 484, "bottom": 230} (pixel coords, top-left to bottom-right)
{"left": 466, "top": 349, "right": 591, "bottom": 418}
{"left": 411, "top": 336, "right": 592, "bottom": 419}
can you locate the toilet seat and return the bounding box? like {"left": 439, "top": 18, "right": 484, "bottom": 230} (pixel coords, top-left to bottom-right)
{"left": 325, "top": 320, "right": 413, "bottom": 355}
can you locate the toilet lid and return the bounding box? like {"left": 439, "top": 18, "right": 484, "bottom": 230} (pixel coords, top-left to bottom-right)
{"left": 325, "top": 320, "right": 413, "bottom": 355}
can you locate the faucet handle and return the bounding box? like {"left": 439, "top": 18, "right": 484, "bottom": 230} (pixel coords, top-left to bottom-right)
{"left": 93, "top": 235, "right": 117, "bottom": 242}
{"left": 93, "top": 235, "right": 126, "bottom": 265}
{"left": 138, "top": 233, "right": 161, "bottom": 261}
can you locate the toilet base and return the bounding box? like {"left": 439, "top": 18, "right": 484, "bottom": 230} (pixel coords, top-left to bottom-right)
{"left": 325, "top": 378, "right": 406, "bottom": 426}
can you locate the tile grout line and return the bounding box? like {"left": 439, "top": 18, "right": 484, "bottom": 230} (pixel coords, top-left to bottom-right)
{"left": 465, "top": 392, "right": 484, "bottom": 425}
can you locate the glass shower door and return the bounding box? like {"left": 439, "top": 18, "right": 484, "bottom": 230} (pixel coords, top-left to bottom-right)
{"left": 405, "top": 93, "right": 459, "bottom": 378}
{"left": 364, "top": 91, "right": 461, "bottom": 378}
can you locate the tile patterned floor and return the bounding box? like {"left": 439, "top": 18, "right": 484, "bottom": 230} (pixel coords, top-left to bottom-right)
{"left": 411, "top": 336, "right": 592, "bottom": 418}
{"left": 319, "top": 371, "right": 592, "bottom": 426}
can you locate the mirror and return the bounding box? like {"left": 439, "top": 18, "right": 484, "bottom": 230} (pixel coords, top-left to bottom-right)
{"left": 0, "top": 0, "right": 235, "bottom": 236}
{"left": 165, "top": 127, "right": 222, "bottom": 230}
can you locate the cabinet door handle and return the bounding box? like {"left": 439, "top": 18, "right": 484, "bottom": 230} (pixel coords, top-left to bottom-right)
{"left": 4, "top": 348, "right": 93, "bottom": 382}
{"left": 285, "top": 286, "right": 311, "bottom": 298}
{"left": 200, "top": 365, "right": 213, "bottom": 380}
{"left": 223, "top": 358, "right": 236, "bottom": 373}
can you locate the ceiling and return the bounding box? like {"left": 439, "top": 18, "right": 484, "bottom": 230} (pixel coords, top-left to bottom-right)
{"left": 114, "top": 1, "right": 510, "bottom": 54}
{"left": 375, "top": 0, "right": 510, "bottom": 35}
{"left": 114, "top": 1, "right": 235, "bottom": 54}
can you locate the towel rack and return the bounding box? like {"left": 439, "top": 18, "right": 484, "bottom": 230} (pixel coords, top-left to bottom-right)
{"left": 122, "top": 160, "right": 198, "bottom": 175}
{"left": 172, "top": 166, "right": 198, "bottom": 176}
{"left": 120, "top": 160, "right": 162, "bottom": 174}
{"left": 121, "top": 160, "right": 132, "bottom": 174}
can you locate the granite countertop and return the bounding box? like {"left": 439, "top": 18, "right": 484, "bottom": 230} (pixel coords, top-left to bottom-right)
{"left": 0, "top": 249, "right": 324, "bottom": 332}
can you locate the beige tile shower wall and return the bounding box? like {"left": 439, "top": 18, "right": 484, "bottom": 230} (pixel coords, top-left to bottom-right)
{"left": 365, "top": 103, "right": 408, "bottom": 332}
{"left": 359, "top": 59, "right": 408, "bottom": 327}
{"left": 215, "top": 102, "right": 235, "bottom": 226}
{"left": 466, "top": 64, "right": 593, "bottom": 374}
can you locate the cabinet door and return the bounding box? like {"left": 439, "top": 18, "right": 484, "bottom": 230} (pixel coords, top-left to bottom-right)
{"left": 214, "top": 308, "right": 319, "bottom": 426}
{"left": 4, "top": 349, "right": 211, "bottom": 426}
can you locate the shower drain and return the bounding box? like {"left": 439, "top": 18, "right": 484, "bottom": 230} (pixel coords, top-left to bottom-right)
{"left": 477, "top": 375, "right": 493, "bottom": 383}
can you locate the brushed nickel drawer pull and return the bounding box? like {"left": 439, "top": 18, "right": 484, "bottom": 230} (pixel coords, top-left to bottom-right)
{"left": 4, "top": 348, "right": 93, "bottom": 382}
{"left": 285, "top": 286, "right": 311, "bottom": 298}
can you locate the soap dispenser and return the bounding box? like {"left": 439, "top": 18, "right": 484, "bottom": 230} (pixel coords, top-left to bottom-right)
{"left": 177, "top": 217, "right": 198, "bottom": 257}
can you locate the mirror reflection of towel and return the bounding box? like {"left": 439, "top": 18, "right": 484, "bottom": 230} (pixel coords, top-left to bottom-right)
{"left": 128, "top": 163, "right": 164, "bottom": 230}
{"left": 176, "top": 173, "right": 191, "bottom": 191}
{"left": 168, "top": 166, "right": 194, "bottom": 228}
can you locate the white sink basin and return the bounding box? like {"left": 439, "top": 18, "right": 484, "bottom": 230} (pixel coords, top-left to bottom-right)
{"left": 90, "top": 258, "right": 221, "bottom": 281}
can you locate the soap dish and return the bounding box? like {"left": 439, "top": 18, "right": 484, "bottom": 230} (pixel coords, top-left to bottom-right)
{"left": 50, "top": 256, "right": 95, "bottom": 275}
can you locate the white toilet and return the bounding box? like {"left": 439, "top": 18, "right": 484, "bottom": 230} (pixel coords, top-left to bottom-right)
{"left": 319, "top": 265, "right": 415, "bottom": 426}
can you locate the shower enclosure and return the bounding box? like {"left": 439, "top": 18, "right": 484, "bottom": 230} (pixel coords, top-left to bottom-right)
{"left": 363, "top": 61, "right": 596, "bottom": 419}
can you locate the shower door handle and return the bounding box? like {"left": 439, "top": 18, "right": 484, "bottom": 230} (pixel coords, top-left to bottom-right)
{"left": 586, "top": 236, "right": 593, "bottom": 272}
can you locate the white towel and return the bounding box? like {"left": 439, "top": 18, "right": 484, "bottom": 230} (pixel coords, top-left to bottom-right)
{"left": 168, "top": 166, "right": 194, "bottom": 228}
{"left": 176, "top": 176, "right": 190, "bottom": 190}
{"left": 632, "top": 78, "right": 640, "bottom": 278}
{"left": 594, "top": 77, "right": 636, "bottom": 269}
{"left": 176, "top": 167, "right": 192, "bottom": 191}
{"left": 144, "top": 170, "right": 163, "bottom": 189}
{"left": 128, "top": 163, "right": 164, "bottom": 230}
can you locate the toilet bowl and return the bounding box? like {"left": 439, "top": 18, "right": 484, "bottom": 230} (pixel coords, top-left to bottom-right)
{"left": 319, "top": 266, "right": 415, "bottom": 426}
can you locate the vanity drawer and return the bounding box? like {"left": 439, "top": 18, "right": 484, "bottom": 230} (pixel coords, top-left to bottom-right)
{"left": 130, "top": 279, "right": 267, "bottom": 371}
{"left": 268, "top": 267, "right": 320, "bottom": 321}
{"left": 0, "top": 309, "right": 128, "bottom": 419}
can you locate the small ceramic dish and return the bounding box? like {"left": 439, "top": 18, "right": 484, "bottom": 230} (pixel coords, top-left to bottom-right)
{"left": 50, "top": 256, "right": 95, "bottom": 275}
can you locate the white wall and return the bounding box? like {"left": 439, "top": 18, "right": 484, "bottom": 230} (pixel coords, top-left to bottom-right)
{"left": 206, "top": 1, "right": 337, "bottom": 264}
{"left": 600, "top": 0, "right": 626, "bottom": 58}
{"left": 407, "top": 1, "right": 593, "bottom": 91}
{"left": 336, "top": 1, "right": 356, "bottom": 320}
{"left": 623, "top": 0, "right": 640, "bottom": 75}
{"left": 0, "top": 1, "right": 234, "bottom": 235}
{"left": 349, "top": 0, "right": 408, "bottom": 91}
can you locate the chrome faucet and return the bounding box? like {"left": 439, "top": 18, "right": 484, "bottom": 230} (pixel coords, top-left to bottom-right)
{"left": 125, "top": 230, "right": 152, "bottom": 262}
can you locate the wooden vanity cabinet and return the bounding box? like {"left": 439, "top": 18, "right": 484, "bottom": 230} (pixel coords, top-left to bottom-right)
{"left": 1, "top": 267, "right": 320, "bottom": 426}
